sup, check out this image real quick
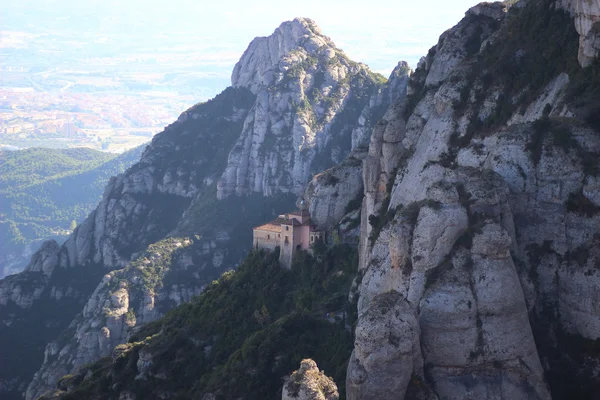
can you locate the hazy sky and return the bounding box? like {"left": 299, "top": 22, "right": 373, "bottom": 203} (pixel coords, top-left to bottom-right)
{"left": 4, "top": 0, "right": 484, "bottom": 77}
{"left": 206, "top": 0, "right": 484, "bottom": 74}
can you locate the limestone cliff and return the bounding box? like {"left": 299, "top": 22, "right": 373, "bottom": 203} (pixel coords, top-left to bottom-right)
{"left": 349, "top": 0, "right": 600, "bottom": 399}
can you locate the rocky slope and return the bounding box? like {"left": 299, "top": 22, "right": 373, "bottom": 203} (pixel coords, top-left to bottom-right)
{"left": 350, "top": 0, "right": 600, "bottom": 399}
{"left": 0, "top": 18, "right": 405, "bottom": 400}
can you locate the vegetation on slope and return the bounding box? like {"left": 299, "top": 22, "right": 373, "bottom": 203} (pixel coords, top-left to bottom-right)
{"left": 47, "top": 244, "right": 357, "bottom": 400}
{"left": 0, "top": 146, "right": 143, "bottom": 276}
{"left": 0, "top": 147, "right": 143, "bottom": 236}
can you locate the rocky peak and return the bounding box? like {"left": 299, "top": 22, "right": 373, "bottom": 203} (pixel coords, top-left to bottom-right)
{"left": 386, "top": 61, "right": 412, "bottom": 104}
{"left": 218, "top": 19, "right": 402, "bottom": 200}
{"left": 232, "top": 17, "right": 334, "bottom": 93}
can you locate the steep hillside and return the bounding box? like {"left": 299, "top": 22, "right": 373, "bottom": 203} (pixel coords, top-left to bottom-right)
{"left": 38, "top": 245, "right": 357, "bottom": 400}
{"left": 0, "top": 147, "right": 144, "bottom": 278}
{"left": 0, "top": 18, "right": 407, "bottom": 400}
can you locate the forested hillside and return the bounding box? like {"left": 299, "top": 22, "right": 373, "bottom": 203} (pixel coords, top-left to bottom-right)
{"left": 0, "top": 147, "right": 144, "bottom": 277}
{"left": 41, "top": 245, "right": 357, "bottom": 400}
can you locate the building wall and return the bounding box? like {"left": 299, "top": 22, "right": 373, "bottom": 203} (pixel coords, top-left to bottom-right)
{"left": 253, "top": 229, "right": 279, "bottom": 252}
{"left": 254, "top": 214, "right": 326, "bottom": 268}
{"left": 296, "top": 225, "right": 309, "bottom": 251}
{"left": 279, "top": 225, "right": 294, "bottom": 269}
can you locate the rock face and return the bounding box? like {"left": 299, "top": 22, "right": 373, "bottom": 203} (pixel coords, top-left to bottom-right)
{"left": 349, "top": 1, "right": 600, "bottom": 399}
{"left": 347, "top": 291, "right": 424, "bottom": 400}
{"left": 558, "top": 0, "right": 600, "bottom": 67}
{"left": 304, "top": 150, "right": 365, "bottom": 230}
{"left": 218, "top": 18, "right": 407, "bottom": 199}
{"left": 282, "top": 359, "right": 339, "bottom": 400}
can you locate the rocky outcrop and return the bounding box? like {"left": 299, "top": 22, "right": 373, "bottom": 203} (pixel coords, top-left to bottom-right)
{"left": 283, "top": 359, "right": 339, "bottom": 400}
{"left": 218, "top": 18, "right": 408, "bottom": 199}
{"left": 351, "top": 1, "right": 600, "bottom": 399}
{"left": 232, "top": 18, "right": 331, "bottom": 94}
{"left": 559, "top": 0, "right": 600, "bottom": 67}
{"left": 304, "top": 151, "right": 365, "bottom": 230}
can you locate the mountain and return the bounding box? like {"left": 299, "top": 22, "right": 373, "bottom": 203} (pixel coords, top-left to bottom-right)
{"left": 0, "top": 147, "right": 143, "bottom": 278}
{"left": 0, "top": 18, "right": 408, "bottom": 400}
{"left": 28, "top": 0, "right": 600, "bottom": 399}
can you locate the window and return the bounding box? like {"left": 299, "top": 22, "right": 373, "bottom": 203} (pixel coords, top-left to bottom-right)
{"left": 267, "top": 235, "right": 270, "bottom": 240}
{"left": 285, "top": 236, "right": 289, "bottom": 244}
{"left": 311, "top": 236, "right": 314, "bottom": 243}
{"left": 285, "top": 226, "right": 289, "bottom": 231}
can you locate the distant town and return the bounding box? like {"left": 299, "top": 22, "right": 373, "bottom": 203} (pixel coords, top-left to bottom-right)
{"left": 0, "top": 15, "right": 233, "bottom": 152}
{"left": 0, "top": 85, "right": 194, "bottom": 152}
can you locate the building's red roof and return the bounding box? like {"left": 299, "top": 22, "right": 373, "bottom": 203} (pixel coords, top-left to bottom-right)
{"left": 254, "top": 210, "right": 314, "bottom": 231}
{"left": 253, "top": 223, "right": 282, "bottom": 233}
{"left": 254, "top": 218, "right": 286, "bottom": 233}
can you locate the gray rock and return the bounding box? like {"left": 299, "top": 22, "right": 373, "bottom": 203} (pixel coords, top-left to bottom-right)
{"left": 283, "top": 359, "right": 339, "bottom": 400}
{"left": 218, "top": 20, "right": 408, "bottom": 200}
{"left": 304, "top": 152, "right": 365, "bottom": 230}
{"left": 558, "top": 0, "right": 600, "bottom": 67}
{"left": 347, "top": 291, "right": 422, "bottom": 400}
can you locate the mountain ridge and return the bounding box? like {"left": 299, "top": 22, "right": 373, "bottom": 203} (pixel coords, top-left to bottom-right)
{"left": 0, "top": 18, "right": 409, "bottom": 400}
{"left": 31, "top": 0, "right": 600, "bottom": 399}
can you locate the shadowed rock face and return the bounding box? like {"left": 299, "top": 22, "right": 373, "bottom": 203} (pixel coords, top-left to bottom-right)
{"left": 282, "top": 359, "right": 339, "bottom": 400}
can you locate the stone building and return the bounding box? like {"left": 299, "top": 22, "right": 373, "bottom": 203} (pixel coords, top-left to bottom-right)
{"left": 253, "top": 209, "right": 324, "bottom": 268}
